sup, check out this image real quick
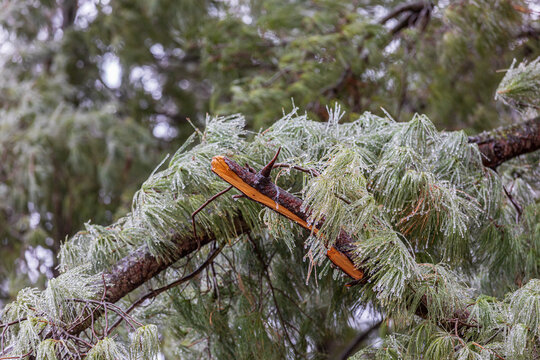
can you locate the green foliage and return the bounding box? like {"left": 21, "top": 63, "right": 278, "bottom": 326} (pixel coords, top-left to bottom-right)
{"left": 508, "top": 279, "right": 540, "bottom": 337}
{"left": 496, "top": 56, "right": 540, "bottom": 108}
{"left": 1, "top": 0, "right": 538, "bottom": 305}
{"left": 2, "top": 109, "right": 539, "bottom": 359}
{"left": 86, "top": 337, "right": 128, "bottom": 360}
{"left": 1, "top": 0, "right": 539, "bottom": 358}
{"left": 0, "top": 267, "right": 99, "bottom": 355}
{"left": 36, "top": 339, "right": 59, "bottom": 360}
{"left": 130, "top": 325, "right": 160, "bottom": 360}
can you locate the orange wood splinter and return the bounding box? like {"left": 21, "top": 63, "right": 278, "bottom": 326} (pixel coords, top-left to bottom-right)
{"left": 211, "top": 156, "right": 364, "bottom": 281}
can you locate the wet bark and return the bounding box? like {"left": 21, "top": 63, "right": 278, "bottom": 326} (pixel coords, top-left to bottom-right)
{"left": 470, "top": 116, "right": 540, "bottom": 168}
{"left": 68, "top": 221, "right": 246, "bottom": 335}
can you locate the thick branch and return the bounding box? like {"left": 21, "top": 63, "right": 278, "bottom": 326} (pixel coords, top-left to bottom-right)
{"left": 379, "top": 1, "right": 431, "bottom": 25}
{"left": 469, "top": 116, "right": 540, "bottom": 168}
{"left": 104, "top": 233, "right": 213, "bottom": 304}
{"left": 68, "top": 222, "right": 246, "bottom": 335}
{"left": 337, "top": 320, "right": 382, "bottom": 360}
{"left": 380, "top": 1, "right": 433, "bottom": 35}
{"left": 106, "top": 245, "right": 224, "bottom": 334}
{"left": 516, "top": 25, "right": 540, "bottom": 40}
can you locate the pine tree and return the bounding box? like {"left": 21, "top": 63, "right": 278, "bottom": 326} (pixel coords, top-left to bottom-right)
{"left": 1, "top": 1, "right": 540, "bottom": 359}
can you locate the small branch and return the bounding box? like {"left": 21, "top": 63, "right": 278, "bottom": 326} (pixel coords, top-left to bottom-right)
{"left": 260, "top": 147, "right": 281, "bottom": 178}
{"left": 191, "top": 185, "right": 233, "bottom": 241}
{"left": 0, "top": 350, "right": 32, "bottom": 360}
{"left": 211, "top": 155, "right": 364, "bottom": 280}
{"left": 380, "top": 2, "right": 430, "bottom": 24}
{"left": 247, "top": 234, "right": 298, "bottom": 357}
{"left": 67, "top": 299, "right": 142, "bottom": 330}
{"left": 380, "top": 1, "right": 434, "bottom": 35}
{"left": 0, "top": 318, "right": 27, "bottom": 329}
{"left": 515, "top": 25, "right": 540, "bottom": 40}
{"left": 471, "top": 342, "right": 505, "bottom": 360}
{"left": 273, "top": 163, "right": 320, "bottom": 177}
{"left": 502, "top": 184, "right": 523, "bottom": 221}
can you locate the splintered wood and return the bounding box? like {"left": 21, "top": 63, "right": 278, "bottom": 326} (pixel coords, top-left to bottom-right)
{"left": 211, "top": 155, "right": 364, "bottom": 281}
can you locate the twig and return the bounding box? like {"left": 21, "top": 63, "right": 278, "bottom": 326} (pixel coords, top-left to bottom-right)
{"left": 0, "top": 318, "right": 27, "bottom": 329}
{"left": 191, "top": 185, "right": 233, "bottom": 243}
{"left": 502, "top": 184, "right": 523, "bottom": 221}
{"left": 247, "top": 234, "right": 299, "bottom": 357}
{"left": 471, "top": 342, "right": 505, "bottom": 360}
{"left": 67, "top": 299, "right": 142, "bottom": 331}
{"left": 380, "top": 1, "right": 430, "bottom": 24}
{"left": 260, "top": 147, "right": 281, "bottom": 178}
{"left": 0, "top": 350, "right": 32, "bottom": 359}
{"left": 1, "top": 318, "right": 26, "bottom": 355}
{"left": 272, "top": 287, "right": 316, "bottom": 323}
{"left": 272, "top": 163, "right": 320, "bottom": 177}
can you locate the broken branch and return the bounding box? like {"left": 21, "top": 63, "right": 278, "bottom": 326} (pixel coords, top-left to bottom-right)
{"left": 211, "top": 154, "right": 364, "bottom": 280}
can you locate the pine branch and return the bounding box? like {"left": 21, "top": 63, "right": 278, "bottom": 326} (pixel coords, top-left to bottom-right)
{"left": 57, "top": 118, "right": 540, "bottom": 341}
{"left": 469, "top": 116, "right": 540, "bottom": 168}
{"left": 18, "top": 114, "right": 538, "bottom": 352}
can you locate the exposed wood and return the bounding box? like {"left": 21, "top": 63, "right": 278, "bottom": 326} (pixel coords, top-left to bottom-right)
{"left": 212, "top": 155, "right": 364, "bottom": 280}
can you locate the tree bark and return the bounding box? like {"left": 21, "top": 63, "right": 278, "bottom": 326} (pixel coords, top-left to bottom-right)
{"left": 68, "top": 221, "right": 246, "bottom": 335}
{"left": 469, "top": 116, "right": 540, "bottom": 168}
